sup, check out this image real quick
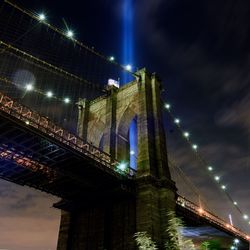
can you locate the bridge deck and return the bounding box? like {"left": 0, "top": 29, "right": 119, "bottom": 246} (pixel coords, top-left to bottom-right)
{"left": 176, "top": 196, "right": 250, "bottom": 243}
{"left": 0, "top": 92, "right": 135, "bottom": 199}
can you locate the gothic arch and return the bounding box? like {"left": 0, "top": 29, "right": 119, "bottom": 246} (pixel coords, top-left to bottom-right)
{"left": 116, "top": 102, "right": 139, "bottom": 161}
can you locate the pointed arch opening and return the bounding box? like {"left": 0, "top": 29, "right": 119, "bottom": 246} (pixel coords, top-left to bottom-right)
{"left": 129, "top": 116, "right": 138, "bottom": 170}
{"left": 116, "top": 107, "right": 138, "bottom": 170}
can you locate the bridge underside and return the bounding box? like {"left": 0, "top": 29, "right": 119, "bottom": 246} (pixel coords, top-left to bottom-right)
{"left": 0, "top": 111, "right": 134, "bottom": 199}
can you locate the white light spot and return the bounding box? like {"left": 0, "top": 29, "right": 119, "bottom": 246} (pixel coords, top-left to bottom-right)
{"left": 214, "top": 176, "right": 220, "bottom": 181}
{"left": 25, "top": 83, "right": 34, "bottom": 91}
{"left": 67, "top": 30, "right": 74, "bottom": 38}
{"left": 125, "top": 64, "right": 132, "bottom": 71}
{"left": 38, "top": 13, "right": 46, "bottom": 21}
{"left": 208, "top": 166, "right": 213, "bottom": 171}
{"left": 174, "top": 118, "right": 180, "bottom": 124}
{"left": 243, "top": 215, "right": 249, "bottom": 220}
{"left": 64, "top": 97, "right": 70, "bottom": 104}
{"left": 109, "top": 56, "right": 115, "bottom": 61}
{"left": 46, "top": 91, "right": 53, "bottom": 98}
{"left": 234, "top": 239, "right": 239, "bottom": 244}
{"left": 118, "top": 162, "right": 127, "bottom": 171}
{"left": 165, "top": 103, "right": 171, "bottom": 109}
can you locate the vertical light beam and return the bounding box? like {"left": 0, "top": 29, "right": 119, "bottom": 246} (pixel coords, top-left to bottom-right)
{"left": 122, "top": 0, "right": 134, "bottom": 83}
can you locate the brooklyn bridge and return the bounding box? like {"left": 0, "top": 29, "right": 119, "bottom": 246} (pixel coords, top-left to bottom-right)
{"left": 0, "top": 1, "right": 249, "bottom": 249}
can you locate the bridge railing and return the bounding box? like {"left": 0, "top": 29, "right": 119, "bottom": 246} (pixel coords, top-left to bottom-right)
{"left": 177, "top": 195, "right": 250, "bottom": 242}
{"left": 0, "top": 92, "right": 136, "bottom": 178}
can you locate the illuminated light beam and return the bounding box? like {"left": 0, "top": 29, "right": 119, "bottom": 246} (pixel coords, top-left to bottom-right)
{"left": 122, "top": 0, "right": 134, "bottom": 83}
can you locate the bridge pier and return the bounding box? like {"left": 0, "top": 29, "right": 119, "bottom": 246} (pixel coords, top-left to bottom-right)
{"left": 56, "top": 195, "right": 136, "bottom": 250}
{"left": 56, "top": 178, "right": 176, "bottom": 250}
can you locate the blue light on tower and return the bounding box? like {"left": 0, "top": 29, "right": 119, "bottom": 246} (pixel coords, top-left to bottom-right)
{"left": 122, "top": 0, "right": 137, "bottom": 169}
{"left": 129, "top": 117, "right": 137, "bottom": 169}
{"left": 122, "top": 0, "right": 134, "bottom": 84}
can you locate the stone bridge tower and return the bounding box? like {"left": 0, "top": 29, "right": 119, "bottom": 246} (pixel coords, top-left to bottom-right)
{"left": 56, "top": 69, "right": 177, "bottom": 250}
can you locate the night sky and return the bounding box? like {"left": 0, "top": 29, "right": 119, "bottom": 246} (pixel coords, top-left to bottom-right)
{"left": 0, "top": 0, "right": 250, "bottom": 249}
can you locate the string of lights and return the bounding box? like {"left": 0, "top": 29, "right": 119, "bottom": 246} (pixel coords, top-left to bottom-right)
{"left": 3, "top": 0, "right": 134, "bottom": 75}
{"left": 0, "top": 40, "right": 103, "bottom": 91}
{"left": 0, "top": 76, "right": 72, "bottom": 104}
{"left": 164, "top": 102, "right": 250, "bottom": 229}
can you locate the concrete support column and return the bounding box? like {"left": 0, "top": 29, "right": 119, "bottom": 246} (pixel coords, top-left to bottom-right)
{"left": 56, "top": 211, "right": 72, "bottom": 250}
{"left": 56, "top": 197, "right": 136, "bottom": 250}
{"left": 150, "top": 73, "right": 171, "bottom": 179}
{"left": 136, "top": 69, "right": 157, "bottom": 177}
{"left": 135, "top": 69, "right": 177, "bottom": 248}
